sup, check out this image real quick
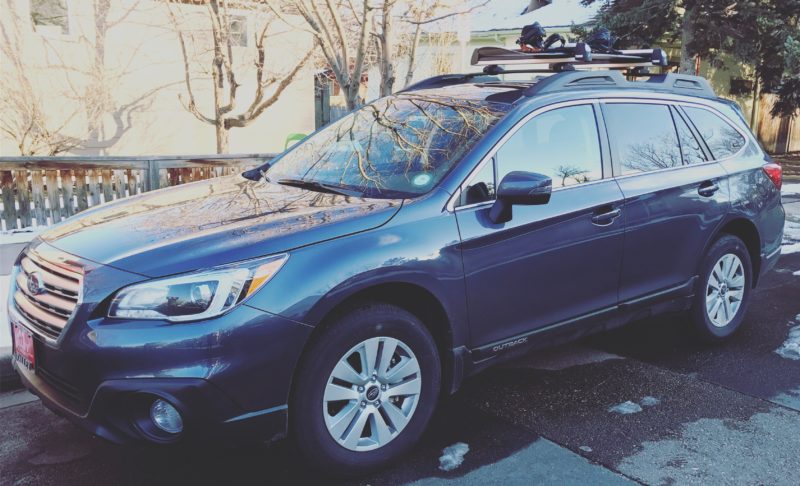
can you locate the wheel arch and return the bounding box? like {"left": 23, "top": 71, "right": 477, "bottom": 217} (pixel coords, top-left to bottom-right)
{"left": 712, "top": 217, "right": 762, "bottom": 286}
{"left": 293, "top": 280, "right": 462, "bottom": 401}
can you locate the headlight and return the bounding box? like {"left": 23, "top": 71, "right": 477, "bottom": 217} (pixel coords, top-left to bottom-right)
{"left": 108, "top": 254, "right": 288, "bottom": 322}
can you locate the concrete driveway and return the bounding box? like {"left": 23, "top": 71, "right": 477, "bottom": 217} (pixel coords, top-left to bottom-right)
{"left": 1, "top": 191, "right": 799, "bottom": 486}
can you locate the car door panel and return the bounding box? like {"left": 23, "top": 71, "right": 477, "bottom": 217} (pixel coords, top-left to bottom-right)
{"left": 456, "top": 180, "right": 626, "bottom": 347}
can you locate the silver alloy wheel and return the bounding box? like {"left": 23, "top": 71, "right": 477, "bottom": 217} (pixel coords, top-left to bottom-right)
{"left": 706, "top": 253, "right": 746, "bottom": 328}
{"left": 322, "top": 336, "right": 422, "bottom": 452}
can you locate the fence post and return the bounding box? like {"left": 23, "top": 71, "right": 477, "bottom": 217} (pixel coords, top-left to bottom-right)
{"left": 146, "top": 160, "right": 160, "bottom": 192}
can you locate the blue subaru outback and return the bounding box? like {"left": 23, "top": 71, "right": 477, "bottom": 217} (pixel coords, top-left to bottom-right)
{"left": 9, "top": 59, "right": 785, "bottom": 474}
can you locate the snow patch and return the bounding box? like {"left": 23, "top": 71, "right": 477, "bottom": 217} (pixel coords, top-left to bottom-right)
{"left": 610, "top": 396, "right": 661, "bottom": 414}
{"left": 782, "top": 221, "right": 800, "bottom": 255}
{"left": 579, "top": 445, "right": 593, "bottom": 453}
{"left": 775, "top": 325, "right": 800, "bottom": 361}
{"left": 438, "top": 442, "right": 469, "bottom": 472}
{"left": 1, "top": 228, "right": 43, "bottom": 244}
{"left": 0, "top": 275, "right": 10, "bottom": 348}
{"left": 640, "top": 396, "right": 661, "bottom": 407}
{"left": 782, "top": 183, "right": 800, "bottom": 196}
{"left": 609, "top": 401, "right": 643, "bottom": 415}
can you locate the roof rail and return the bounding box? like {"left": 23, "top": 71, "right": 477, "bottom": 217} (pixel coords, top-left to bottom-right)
{"left": 398, "top": 73, "right": 500, "bottom": 93}
{"left": 522, "top": 71, "right": 717, "bottom": 98}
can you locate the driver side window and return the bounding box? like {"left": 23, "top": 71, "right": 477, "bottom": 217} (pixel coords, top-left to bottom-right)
{"left": 497, "top": 104, "right": 602, "bottom": 189}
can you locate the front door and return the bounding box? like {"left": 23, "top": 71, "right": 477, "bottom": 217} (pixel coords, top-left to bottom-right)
{"left": 455, "top": 103, "right": 625, "bottom": 348}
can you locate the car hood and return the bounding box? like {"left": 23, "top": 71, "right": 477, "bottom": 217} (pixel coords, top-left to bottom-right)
{"left": 41, "top": 175, "right": 402, "bottom": 277}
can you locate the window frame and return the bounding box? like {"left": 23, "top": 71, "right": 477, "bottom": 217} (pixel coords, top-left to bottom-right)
{"left": 449, "top": 100, "right": 610, "bottom": 212}
{"left": 598, "top": 99, "right": 750, "bottom": 180}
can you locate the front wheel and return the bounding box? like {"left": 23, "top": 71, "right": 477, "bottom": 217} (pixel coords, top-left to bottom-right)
{"left": 291, "top": 303, "right": 441, "bottom": 475}
{"left": 689, "top": 234, "right": 753, "bottom": 342}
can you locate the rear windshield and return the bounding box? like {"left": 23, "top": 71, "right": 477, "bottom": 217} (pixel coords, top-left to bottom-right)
{"left": 267, "top": 94, "right": 511, "bottom": 198}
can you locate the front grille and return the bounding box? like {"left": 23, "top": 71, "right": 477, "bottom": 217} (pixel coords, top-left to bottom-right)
{"left": 13, "top": 251, "right": 82, "bottom": 341}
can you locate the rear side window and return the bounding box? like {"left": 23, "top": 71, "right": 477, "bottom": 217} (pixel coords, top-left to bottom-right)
{"left": 496, "top": 104, "right": 602, "bottom": 188}
{"left": 603, "top": 103, "right": 681, "bottom": 175}
{"left": 683, "top": 107, "right": 746, "bottom": 159}
{"left": 673, "top": 108, "right": 707, "bottom": 165}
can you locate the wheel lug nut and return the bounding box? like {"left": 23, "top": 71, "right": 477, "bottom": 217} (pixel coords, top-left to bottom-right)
{"left": 358, "top": 386, "right": 364, "bottom": 392}
{"left": 381, "top": 384, "right": 386, "bottom": 391}
{"left": 360, "top": 401, "right": 366, "bottom": 408}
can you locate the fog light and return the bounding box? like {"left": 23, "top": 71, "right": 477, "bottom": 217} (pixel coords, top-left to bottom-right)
{"left": 150, "top": 399, "right": 183, "bottom": 434}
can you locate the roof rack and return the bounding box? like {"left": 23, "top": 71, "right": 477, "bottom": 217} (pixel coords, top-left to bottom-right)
{"left": 399, "top": 44, "right": 716, "bottom": 100}
{"left": 522, "top": 70, "right": 716, "bottom": 99}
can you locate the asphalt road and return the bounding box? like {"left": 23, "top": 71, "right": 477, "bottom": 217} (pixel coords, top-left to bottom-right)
{"left": 1, "top": 195, "right": 799, "bottom": 486}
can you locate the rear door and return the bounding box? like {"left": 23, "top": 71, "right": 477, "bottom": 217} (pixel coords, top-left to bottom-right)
{"left": 601, "top": 100, "right": 730, "bottom": 302}
{"left": 455, "top": 102, "right": 626, "bottom": 347}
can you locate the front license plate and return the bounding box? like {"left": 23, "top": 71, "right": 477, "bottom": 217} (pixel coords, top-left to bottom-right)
{"left": 12, "top": 323, "right": 35, "bottom": 371}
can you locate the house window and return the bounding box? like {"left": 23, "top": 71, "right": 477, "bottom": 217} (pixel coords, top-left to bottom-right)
{"left": 30, "top": 0, "right": 69, "bottom": 35}
{"left": 229, "top": 16, "right": 247, "bottom": 47}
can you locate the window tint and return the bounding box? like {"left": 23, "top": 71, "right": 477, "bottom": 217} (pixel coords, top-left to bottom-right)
{"left": 673, "top": 108, "right": 707, "bottom": 165}
{"left": 460, "top": 159, "right": 495, "bottom": 206}
{"left": 683, "top": 107, "right": 746, "bottom": 159}
{"left": 604, "top": 103, "right": 681, "bottom": 175}
{"left": 496, "top": 105, "right": 602, "bottom": 189}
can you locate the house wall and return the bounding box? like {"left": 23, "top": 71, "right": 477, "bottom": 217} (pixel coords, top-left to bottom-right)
{"left": 0, "top": 0, "right": 316, "bottom": 156}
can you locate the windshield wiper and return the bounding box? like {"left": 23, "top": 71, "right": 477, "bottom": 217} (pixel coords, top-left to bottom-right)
{"left": 276, "top": 178, "right": 363, "bottom": 197}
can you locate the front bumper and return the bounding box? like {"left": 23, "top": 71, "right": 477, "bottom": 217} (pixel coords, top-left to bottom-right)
{"left": 10, "top": 301, "right": 312, "bottom": 445}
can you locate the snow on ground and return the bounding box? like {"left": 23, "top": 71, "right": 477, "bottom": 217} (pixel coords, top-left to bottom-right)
{"left": 610, "top": 396, "right": 661, "bottom": 414}
{"left": 782, "top": 183, "right": 800, "bottom": 196}
{"left": 609, "top": 401, "right": 643, "bottom": 415}
{"left": 0, "top": 275, "right": 9, "bottom": 348}
{"left": 782, "top": 221, "right": 800, "bottom": 255}
{"left": 1, "top": 229, "right": 43, "bottom": 245}
{"left": 438, "top": 442, "right": 469, "bottom": 472}
{"left": 775, "top": 323, "right": 800, "bottom": 361}
{"left": 640, "top": 396, "right": 661, "bottom": 407}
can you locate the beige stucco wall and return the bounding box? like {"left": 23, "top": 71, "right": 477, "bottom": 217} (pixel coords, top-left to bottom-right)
{"left": 0, "top": 0, "right": 316, "bottom": 156}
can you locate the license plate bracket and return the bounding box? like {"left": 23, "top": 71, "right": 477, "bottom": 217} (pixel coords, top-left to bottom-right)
{"left": 12, "top": 322, "right": 35, "bottom": 371}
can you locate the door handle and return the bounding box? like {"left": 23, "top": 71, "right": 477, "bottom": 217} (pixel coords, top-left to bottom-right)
{"left": 698, "top": 181, "right": 720, "bottom": 197}
{"left": 591, "top": 207, "right": 622, "bottom": 226}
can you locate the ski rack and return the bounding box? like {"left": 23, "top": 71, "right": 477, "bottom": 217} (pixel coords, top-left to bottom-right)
{"left": 399, "top": 44, "right": 717, "bottom": 100}
{"left": 470, "top": 43, "right": 669, "bottom": 73}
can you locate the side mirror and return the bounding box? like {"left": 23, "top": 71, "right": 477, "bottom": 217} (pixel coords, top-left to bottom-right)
{"left": 489, "top": 171, "right": 552, "bottom": 224}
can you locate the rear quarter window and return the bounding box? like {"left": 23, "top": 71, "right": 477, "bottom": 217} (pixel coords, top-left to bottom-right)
{"left": 683, "top": 107, "right": 746, "bottom": 159}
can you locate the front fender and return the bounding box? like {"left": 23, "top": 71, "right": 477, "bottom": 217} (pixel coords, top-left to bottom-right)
{"left": 244, "top": 200, "right": 469, "bottom": 348}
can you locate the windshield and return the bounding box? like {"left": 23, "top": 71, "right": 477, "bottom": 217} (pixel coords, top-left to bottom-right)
{"left": 266, "top": 94, "right": 510, "bottom": 198}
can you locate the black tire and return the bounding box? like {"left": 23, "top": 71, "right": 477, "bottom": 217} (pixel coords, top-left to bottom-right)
{"left": 291, "top": 303, "right": 441, "bottom": 476}
{"left": 689, "top": 234, "right": 753, "bottom": 343}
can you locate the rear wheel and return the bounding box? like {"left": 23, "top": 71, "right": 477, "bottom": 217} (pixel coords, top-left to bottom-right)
{"left": 291, "top": 303, "right": 441, "bottom": 475}
{"left": 690, "top": 234, "right": 753, "bottom": 342}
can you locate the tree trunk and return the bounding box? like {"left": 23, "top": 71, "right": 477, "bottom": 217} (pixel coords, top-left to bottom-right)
{"left": 679, "top": 5, "right": 696, "bottom": 74}
{"left": 216, "top": 121, "right": 229, "bottom": 153}
{"left": 404, "top": 24, "right": 422, "bottom": 88}
{"left": 379, "top": 1, "right": 395, "bottom": 97}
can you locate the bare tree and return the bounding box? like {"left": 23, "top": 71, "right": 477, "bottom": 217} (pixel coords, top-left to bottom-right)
{"left": 168, "top": 0, "right": 313, "bottom": 153}
{"left": 401, "top": 0, "right": 488, "bottom": 88}
{"left": 0, "top": 0, "right": 169, "bottom": 155}
{"left": 266, "top": 0, "right": 374, "bottom": 112}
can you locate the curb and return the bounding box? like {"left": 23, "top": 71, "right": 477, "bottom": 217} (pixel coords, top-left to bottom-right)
{"left": 0, "top": 348, "right": 22, "bottom": 392}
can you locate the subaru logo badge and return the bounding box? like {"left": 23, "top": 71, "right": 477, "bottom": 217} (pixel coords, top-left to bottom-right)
{"left": 27, "top": 272, "right": 46, "bottom": 296}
